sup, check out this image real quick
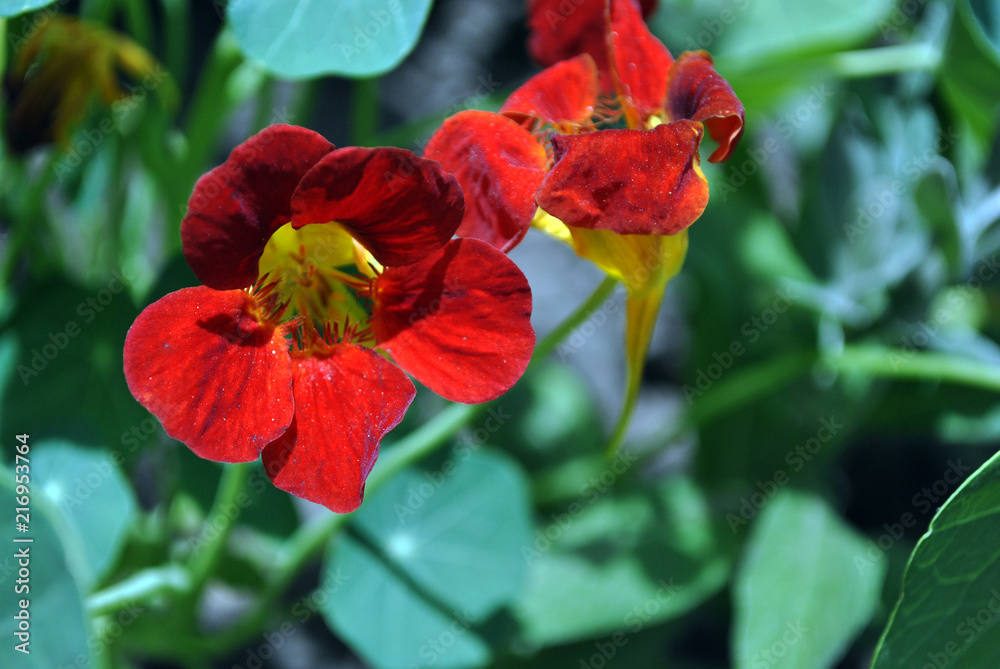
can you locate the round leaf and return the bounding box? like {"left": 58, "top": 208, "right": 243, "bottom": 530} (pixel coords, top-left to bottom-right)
{"left": 0, "top": 0, "right": 55, "bottom": 18}
{"left": 0, "top": 463, "right": 90, "bottom": 667}
{"left": 32, "top": 441, "right": 138, "bottom": 590}
{"left": 325, "top": 535, "right": 491, "bottom": 669}
{"left": 732, "top": 491, "right": 886, "bottom": 669}
{"left": 322, "top": 447, "right": 532, "bottom": 667}
{"left": 227, "top": 0, "right": 434, "bottom": 78}
{"left": 513, "top": 477, "right": 731, "bottom": 647}
{"left": 871, "top": 452, "right": 1000, "bottom": 669}
{"left": 940, "top": 1, "right": 1000, "bottom": 149}
{"left": 715, "top": 0, "right": 894, "bottom": 61}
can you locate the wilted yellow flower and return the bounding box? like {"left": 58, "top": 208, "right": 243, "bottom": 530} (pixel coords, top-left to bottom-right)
{"left": 3, "top": 15, "right": 170, "bottom": 155}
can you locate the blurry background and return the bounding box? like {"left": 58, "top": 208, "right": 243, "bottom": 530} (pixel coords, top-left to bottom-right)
{"left": 2, "top": 0, "right": 1000, "bottom": 668}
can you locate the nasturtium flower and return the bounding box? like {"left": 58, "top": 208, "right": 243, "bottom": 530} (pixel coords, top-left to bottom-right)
{"left": 424, "top": 0, "right": 743, "bottom": 451}
{"left": 124, "top": 125, "right": 535, "bottom": 513}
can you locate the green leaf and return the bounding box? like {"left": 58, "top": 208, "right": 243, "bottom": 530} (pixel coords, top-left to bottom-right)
{"left": 800, "top": 101, "right": 943, "bottom": 329}
{"left": 513, "top": 477, "right": 731, "bottom": 647}
{"left": 870, "top": 451, "right": 1000, "bottom": 669}
{"left": 732, "top": 491, "right": 886, "bottom": 669}
{"left": 322, "top": 448, "right": 532, "bottom": 668}
{"left": 0, "top": 0, "right": 55, "bottom": 18}
{"left": 914, "top": 170, "right": 962, "bottom": 273}
{"left": 714, "top": 0, "right": 894, "bottom": 62}
{"left": 227, "top": 0, "right": 434, "bottom": 79}
{"left": 970, "top": 0, "right": 1000, "bottom": 55}
{"left": 32, "top": 441, "right": 138, "bottom": 590}
{"left": 940, "top": 1, "right": 1000, "bottom": 149}
{"left": 0, "top": 461, "right": 90, "bottom": 668}
{"left": 0, "top": 277, "right": 145, "bottom": 448}
{"left": 739, "top": 214, "right": 819, "bottom": 286}
{"left": 326, "top": 535, "right": 492, "bottom": 668}
{"left": 939, "top": 404, "right": 1000, "bottom": 445}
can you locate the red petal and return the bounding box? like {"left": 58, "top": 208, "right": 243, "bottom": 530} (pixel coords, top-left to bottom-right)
{"left": 182, "top": 125, "right": 335, "bottom": 290}
{"left": 608, "top": 0, "right": 673, "bottom": 126}
{"left": 372, "top": 239, "right": 534, "bottom": 404}
{"left": 291, "top": 147, "right": 463, "bottom": 267}
{"left": 501, "top": 55, "right": 600, "bottom": 128}
{"left": 424, "top": 111, "right": 547, "bottom": 252}
{"left": 667, "top": 51, "right": 745, "bottom": 162}
{"left": 526, "top": 0, "right": 658, "bottom": 84}
{"left": 261, "top": 345, "right": 415, "bottom": 513}
{"left": 536, "top": 122, "right": 708, "bottom": 235}
{"left": 123, "top": 287, "right": 294, "bottom": 462}
{"left": 527, "top": 0, "right": 609, "bottom": 73}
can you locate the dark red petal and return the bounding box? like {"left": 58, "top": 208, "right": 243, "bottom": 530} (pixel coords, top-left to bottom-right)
{"left": 666, "top": 51, "right": 745, "bottom": 162}
{"left": 291, "top": 147, "right": 463, "bottom": 268}
{"left": 608, "top": 0, "right": 673, "bottom": 125}
{"left": 372, "top": 239, "right": 534, "bottom": 404}
{"left": 261, "top": 345, "right": 415, "bottom": 513}
{"left": 527, "top": 0, "right": 609, "bottom": 73}
{"left": 526, "top": 0, "right": 658, "bottom": 84}
{"left": 123, "top": 287, "right": 294, "bottom": 462}
{"left": 501, "top": 55, "right": 600, "bottom": 128}
{"left": 536, "top": 122, "right": 708, "bottom": 235}
{"left": 182, "top": 125, "right": 335, "bottom": 290}
{"left": 424, "top": 111, "right": 547, "bottom": 252}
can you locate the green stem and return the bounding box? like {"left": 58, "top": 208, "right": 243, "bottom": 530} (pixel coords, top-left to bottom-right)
{"left": 663, "top": 344, "right": 1000, "bottom": 447}
{"left": 687, "top": 351, "right": 818, "bottom": 429}
{"left": 119, "top": 0, "right": 155, "bottom": 49}
{"left": 827, "top": 43, "right": 941, "bottom": 78}
{"left": 532, "top": 276, "right": 620, "bottom": 365}
{"left": 153, "top": 29, "right": 242, "bottom": 253}
{"left": 186, "top": 461, "right": 252, "bottom": 593}
{"left": 638, "top": 350, "right": 817, "bottom": 453}
{"left": 180, "top": 30, "right": 244, "bottom": 177}
{"left": 159, "top": 0, "right": 191, "bottom": 88}
{"left": 719, "top": 43, "right": 941, "bottom": 84}
{"left": 251, "top": 77, "right": 278, "bottom": 132}
{"left": 351, "top": 77, "right": 380, "bottom": 146}
{"left": 0, "top": 18, "right": 7, "bottom": 80}
{"left": 369, "top": 403, "right": 485, "bottom": 489}
{"left": 0, "top": 214, "right": 27, "bottom": 290}
{"left": 832, "top": 344, "right": 1000, "bottom": 392}
{"left": 80, "top": 0, "right": 115, "bottom": 21}
{"left": 288, "top": 79, "right": 319, "bottom": 127}
{"left": 87, "top": 566, "right": 190, "bottom": 616}
{"left": 2, "top": 153, "right": 60, "bottom": 284}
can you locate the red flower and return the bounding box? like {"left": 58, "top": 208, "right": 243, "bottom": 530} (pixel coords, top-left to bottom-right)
{"left": 124, "top": 125, "right": 534, "bottom": 513}
{"left": 424, "top": 0, "right": 743, "bottom": 452}
{"left": 425, "top": 0, "right": 743, "bottom": 249}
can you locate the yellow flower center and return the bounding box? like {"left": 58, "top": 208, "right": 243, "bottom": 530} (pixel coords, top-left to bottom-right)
{"left": 256, "top": 223, "right": 379, "bottom": 349}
